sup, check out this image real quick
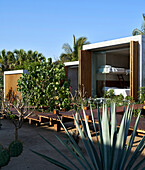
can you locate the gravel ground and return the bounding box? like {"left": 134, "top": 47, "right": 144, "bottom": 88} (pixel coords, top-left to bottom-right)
{"left": 0, "top": 118, "right": 145, "bottom": 170}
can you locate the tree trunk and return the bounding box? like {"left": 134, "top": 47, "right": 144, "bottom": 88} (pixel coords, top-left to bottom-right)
{"left": 15, "top": 127, "right": 18, "bottom": 141}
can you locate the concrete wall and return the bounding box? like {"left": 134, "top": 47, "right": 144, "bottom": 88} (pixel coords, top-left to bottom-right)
{"left": 68, "top": 66, "right": 78, "bottom": 96}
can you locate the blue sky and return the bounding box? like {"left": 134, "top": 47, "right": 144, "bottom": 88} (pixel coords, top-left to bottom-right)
{"left": 0, "top": 0, "right": 145, "bottom": 61}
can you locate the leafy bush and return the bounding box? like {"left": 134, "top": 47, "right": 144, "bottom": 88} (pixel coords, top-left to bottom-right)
{"left": 31, "top": 103, "right": 145, "bottom": 169}
{"left": 138, "top": 86, "right": 145, "bottom": 104}
{"left": 17, "top": 58, "right": 71, "bottom": 111}
{"left": 104, "top": 89, "right": 134, "bottom": 107}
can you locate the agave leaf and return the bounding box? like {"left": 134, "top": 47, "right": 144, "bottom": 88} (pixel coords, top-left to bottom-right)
{"left": 125, "top": 136, "right": 145, "bottom": 170}
{"left": 133, "top": 158, "right": 145, "bottom": 170}
{"left": 90, "top": 104, "right": 103, "bottom": 163}
{"left": 39, "top": 134, "right": 79, "bottom": 170}
{"left": 123, "top": 107, "right": 133, "bottom": 147}
{"left": 76, "top": 109, "right": 102, "bottom": 169}
{"left": 55, "top": 135, "right": 87, "bottom": 170}
{"left": 81, "top": 107, "right": 102, "bottom": 169}
{"left": 120, "top": 109, "right": 142, "bottom": 169}
{"left": 82, "top": 105, "right": 92, "bottom": 141}
{"left": 132, "top": 157, "right": 145, "bottom": 170}
{"left": 57, "top": 115, "right": 92, "bottom": 169}
{"left": 73, "top": 114, "right": 98, "bottom": 169}
{"left": 31, "top": 149, "right": 71, "bottom": 170}
{"left": 111, "top": 102, "right": 117, "bottom": 146}
{"left": 57, "top": 115, "right": 85, "bottom": 155}
{"left": 102, "top": 103, "right": 111, "bottom": 169}
{"left": 97, "top": 103, "right": 104, "bottom": 163}
{"left": 112, "top": 105, "right": 130, "bottom": 170}
{"left": 109, "top": 102, "right": 117, "bottom": 169}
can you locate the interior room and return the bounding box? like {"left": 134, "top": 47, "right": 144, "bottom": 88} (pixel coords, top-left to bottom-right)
{"left": 92, "top": 46, "right": 130, "bottom": 97}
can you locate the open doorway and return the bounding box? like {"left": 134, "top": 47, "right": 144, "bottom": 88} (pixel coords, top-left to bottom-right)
{"left": 92, "top": 46, "right": 130, "bottom": 97}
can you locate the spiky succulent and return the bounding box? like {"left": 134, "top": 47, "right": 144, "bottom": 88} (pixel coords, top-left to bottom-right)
{"left": 0, "top": 145, "right": 10, "bottom": 167}
{"left": 31, "top": 102, "right": 145, "bottom": 170}
{"left": 9, "top": 140, "right": 23, "bottom": 157}
{"left": 0, "top": 144, "right": 3, "bottom": 152}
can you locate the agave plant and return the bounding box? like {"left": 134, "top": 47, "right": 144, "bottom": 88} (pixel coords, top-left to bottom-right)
{"left": 31, "top": 102, "right": 145, "bottom": 169}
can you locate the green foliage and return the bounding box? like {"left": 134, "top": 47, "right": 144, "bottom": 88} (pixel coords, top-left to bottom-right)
{"left": 138, "top": 86, "right": 145, "bottom": 104}
{"left": 104, "top": 89, "right": 134, "bottom": 106}
{"left": 60, "top": 35, "right": 90, "bottom": 62}
{"left": 0, "top": 140, "right": 23, "bottom": 168}
{"left": 0, "top": 147, "right": 10, "bottom": 167}
{"left": 9, "top": 140, "right": 23, "bottom": 157}
{"left": 132, "top": 14, "right": 145, "bottom": 36}
{"left": 17, "top": 58, "right": 71, "bottom": 111}
{"left": 0, "top": 49, "right": 46, "bottom": 71}
{"left": 0, "top": 144, "right": 3, "bottom": 152}
{"left": 32, "top": 103, "right": 145, "bottom": 169}
{"left": 133, "top": 108, "right": 141, "bottom": 117}
{"left": 104, "top": 89, "right": 115, "bottom": 98}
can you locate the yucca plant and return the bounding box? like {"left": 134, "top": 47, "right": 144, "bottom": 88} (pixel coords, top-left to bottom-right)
{"left": 31, "top": 102, "right": 145, "bottom": 169}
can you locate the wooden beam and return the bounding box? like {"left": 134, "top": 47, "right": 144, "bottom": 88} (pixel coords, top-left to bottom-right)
{"left": 79, "top": 50, "right": 92, "bottom": 97}
{"left": 64, "top": 66, "right": 68, "bottom": 79}
{"left": 130, "top": 41, "right": 139, "bottom": 101}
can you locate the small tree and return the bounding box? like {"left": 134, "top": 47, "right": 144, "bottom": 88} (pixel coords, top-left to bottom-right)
{"left": 17, "top": 58, "right": 71, "bottom": 111}
{"left": 0, "top": 93, "right": 34, "bottom": 168}
{"left": 3, "top": 92, "right": 36, "bottom": 141}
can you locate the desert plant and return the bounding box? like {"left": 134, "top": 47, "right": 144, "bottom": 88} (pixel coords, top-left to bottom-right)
{"left": 9, "top": 140, "right": 23, "bottom": 157}
{"left": 31, "top": 102, "right": 145, "bottom": 169}
{"left": 0, "top": 140, "right": 23, "bottom": 169}
{"left": 0, "top": 145, "right": 10, "bottom": 168}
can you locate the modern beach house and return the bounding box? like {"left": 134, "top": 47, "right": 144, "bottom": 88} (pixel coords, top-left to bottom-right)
{"left": 78, "top": 35, "right": 145, "bottom": 100}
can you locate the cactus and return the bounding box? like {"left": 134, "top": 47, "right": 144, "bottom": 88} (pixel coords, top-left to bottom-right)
{"left": 9, "top": 140, "right": 23, "bottom": 157}
{"left": 0, "top": 147, "right": 10, "bottom": 167}
{"left": 0, "top": 144, "right": 3, "bottom": 152}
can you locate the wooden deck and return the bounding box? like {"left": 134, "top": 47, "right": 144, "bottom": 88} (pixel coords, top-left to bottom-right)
{"left": 7, "top": 104, "right": 145, "bottom": 134}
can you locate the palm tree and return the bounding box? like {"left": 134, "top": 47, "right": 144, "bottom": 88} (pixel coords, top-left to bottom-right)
{"left": 0, "top": 49, "right": 16, "bottom": 71}
{"left": 14, "top": 49, "right": 26, "bottom": 66}
{"left": 26, "top": 50, "right": 45, "bottom": 62}
{"left": 60, "top": 35, "right": 90, "bottom": 62}
{"left": 132, "top": 14, "right": 145, "bottom": 35}
{"left": 60, "top": 43, "right": 73, "bottom": 62}
{"left": 7, "top": 51, "right": 16, "bottom": 69}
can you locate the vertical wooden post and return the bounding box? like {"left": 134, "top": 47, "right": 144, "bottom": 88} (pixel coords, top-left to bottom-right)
{"left": 130, "top": 41, "right": 139, "bottom": 101}
{"left": 79, "top": 50, "right": 92, "bottom": 97}
{"left": 64, "top": 66, "right": 68, "bottom": 80}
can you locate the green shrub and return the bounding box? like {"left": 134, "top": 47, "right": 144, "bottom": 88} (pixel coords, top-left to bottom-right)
{"left": 138, "top": 86, "right": 145, "bottom": 104}
{"left": 9, "top": 140, "right": 23, "bottom": 157}
{"left": 17, "top": 58, "right": 71, "bottom": 111}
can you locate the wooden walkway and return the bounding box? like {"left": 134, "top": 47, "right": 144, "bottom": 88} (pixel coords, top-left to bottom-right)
{"left": 7, "top": 104, "right": 145, "bottom": 135}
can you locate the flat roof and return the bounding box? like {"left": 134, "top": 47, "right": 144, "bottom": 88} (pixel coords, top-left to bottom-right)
{"left": 83, "top": 35, "right": 142, "bottom": 51}
{"left": 64, "top": 61, "right": 79, "bottom": 66}
{"left": 4, "top": 70, "right": 28, "bottom": 75}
